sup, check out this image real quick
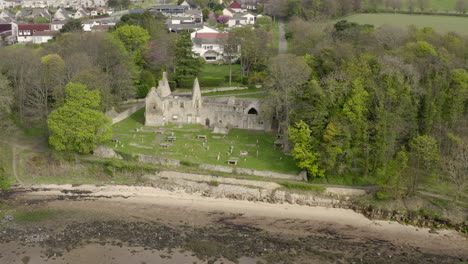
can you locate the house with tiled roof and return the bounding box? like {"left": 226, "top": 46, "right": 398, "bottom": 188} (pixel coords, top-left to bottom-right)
{"left": 227, "top": 12, "right": 261, "bottom": 28}
{"left": 190, "top": 26, "right": 234, "bottom": 62}
{"left": 53, "top": 8, "right": 71, "bottom": 21}
{"left": 16, "top": 24, "right": 51, "bottom": 43}
{"left": 74, "top": 8, "right": 89, "bottom": 19}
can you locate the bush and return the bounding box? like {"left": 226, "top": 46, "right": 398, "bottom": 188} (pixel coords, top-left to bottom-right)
{"left": 279, "top": 182, "right": 325, "bottom": 192}
{"left": 375, "top": 190, "right": 392, "bottom": 200}
{"left": 200, "top": 77, "right": 224, "bottom": 87}
{"left": 177, "top": 77, "right": 195, "bottom": 88}
{"left": 248, "top": 71, "right": 266, "bottom": 87}
{"left": 224, "top": 75, "right": 242, "bottom": 83}
{"left": 0, "top": 167, "right": 10, "bottom": 190}
{"left": 168, "top": 81, "right": 177, "bottom": 91}
{"left": 208, "top": 180, "right": 219, "bottom": 186}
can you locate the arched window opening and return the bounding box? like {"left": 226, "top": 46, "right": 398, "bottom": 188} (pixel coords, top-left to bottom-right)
{"left": 248, "top": 108, "right": 258, "bottom": 115}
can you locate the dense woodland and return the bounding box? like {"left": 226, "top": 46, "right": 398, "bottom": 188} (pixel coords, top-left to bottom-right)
{"left": 0, "top": 6, "right": 466, "bottom": 200}
{"left": 274, "top": 20, "right": 467, "bottom": 199}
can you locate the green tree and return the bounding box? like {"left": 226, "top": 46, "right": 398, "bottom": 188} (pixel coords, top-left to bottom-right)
{"left": 41, "top": 54, "right": 66, "bottom": 106}
{"left": 60, "top": 19, "right": 83, "bottom": 33}
{"left": 174, "top": 31, "right": 202, "bottom": 83}
{"left": 47, "top": 83, "right": 112, "bottom": 153}
{"left": 112, "top": 25, "right": 150, "bottom": 67}
{"left": 289, "top": 121, "right": 324, "bottom": 178}
{"left": 409, "top": 135, "right": 439, "bottom": 195}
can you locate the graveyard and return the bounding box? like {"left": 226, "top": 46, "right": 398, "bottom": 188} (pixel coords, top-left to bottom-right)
{"left": 106, "top": 108, "right": 301, "bottom": 174}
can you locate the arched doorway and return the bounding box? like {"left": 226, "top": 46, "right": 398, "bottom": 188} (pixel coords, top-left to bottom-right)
{"left": 205, "top": 118, "right": 210, "bottom": 127}
{"left": 247, "top": 108, "right": 258, "bottom": 115}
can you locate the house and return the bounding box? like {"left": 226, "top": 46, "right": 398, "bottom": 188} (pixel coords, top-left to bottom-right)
{"left": 90, "top": 8, "right": 107, "bottom": 16}
{"left": 0, "top": 11, "right": 14, "bottom": 20}
{"left": 16, "top": 24, "right": 50, "bottom": 43}
{"left": 51, "top": 20, "right": 66, "bottom": 31}
{"left": 179, "top": 0, "right": 197, "bottom": 10}
{"left": 227, "top": 0, "right": 245, "bottom": 12}
{"left": 82, "top": 20, "right": 98, "bottom": 31}
{"left": 31, "top": 8, "right": 51, "bottom": 20}
{"left": 183, "top": 9, "right": 202, "bottom": 23}
{"left": 32, "top": 30, "right": 55, "bottom": 43}
{"left": 191, "top": 28, "right": 231, "bottom": 62}
{"left": 91, "top": 24, "right": 111, "bottom": 32}
{"left": 15, "top": 10, "right": 32, "bottom": 20}
{"left": 145, "top": 72, "right": 269, "bottom": 131}
{"left": 166, "top": 21, "right": 202, "bottom": 33}
{"left": 227, "top": 12, "right": 261, "bottom": 28}
{"left": 222, "top": 8, "right": 236, "bottom": 17}
{"left": 53, "top": 8, "right": 71, "bottom": 21}
{"left": 0, "top": 0, "right": 20, "bottom": 9}
{"left": 74, "top": 7, "right": 89, "bottom": 19}
{"left": 153, "top": 5, "right": 185, "bottom": 16}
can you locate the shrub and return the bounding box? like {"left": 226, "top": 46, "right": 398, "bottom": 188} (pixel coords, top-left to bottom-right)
{"left": 200, "top": 77, "right": 224, "bottom": 87}
{"left": 177, "top": 77, "right": 195, "bottom": 88}
{"left": 375, "top": 190, "right": 392, "bottom": 200}
{"left": 0, "top": 167, "right": 10, "bottom": 190}
{"left": 208, "top": 180, "right": 219, "bottom": 186}
{"left": 278, "top": 182, "right": 325, "bottom": 192}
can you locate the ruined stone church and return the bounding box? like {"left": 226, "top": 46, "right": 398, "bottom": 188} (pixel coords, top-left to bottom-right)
{"left": 145, "top": 73, "right": 270, "bottom": 132}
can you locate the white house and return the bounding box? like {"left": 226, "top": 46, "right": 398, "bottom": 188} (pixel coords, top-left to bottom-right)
{"left": 16, "top": 24, "right": 50, "bottom": 43}
{"left": 74, "top": 7, "right": 89, "bottom": 19}
{"left": 191, "top": 26, "right": 233, "bottom": 62}
{"left": 51, "top": 20, "right": 66, "bottom": 31}
{"left": 32, "top": 31, "right": 55, "bottom": 43}
{"left": 82, "top": 20, "right": 98, "bottom": 31}
{"left": 227, "top": 12, "right": 261, "bottom": 28}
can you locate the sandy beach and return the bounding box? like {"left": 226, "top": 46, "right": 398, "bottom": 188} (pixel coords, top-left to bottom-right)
{"left": 0, "top": 184, "right": 467, "bottom": 263}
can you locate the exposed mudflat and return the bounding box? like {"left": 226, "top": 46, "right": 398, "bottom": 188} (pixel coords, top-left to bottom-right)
{"left": 0, "top": 184, "right": 467, "bottom": 264}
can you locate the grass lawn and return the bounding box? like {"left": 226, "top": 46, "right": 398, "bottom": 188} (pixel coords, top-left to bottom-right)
{"left": 271, "top": 21, "right": 280, "bottom": 55}
{"left": 108, "top": 109, "right": 301, "bottom": 174}
{"left": 203, "top": 88, "right": 264, "bottom": 97}
{"left": 340, "top": 13, "right": 468, "bottom": 34}
{"left": 373, "top": 0, "right": 460, "bottom": 12}
{"left": 199, "top": 64, "right": 243, "bottom": 88}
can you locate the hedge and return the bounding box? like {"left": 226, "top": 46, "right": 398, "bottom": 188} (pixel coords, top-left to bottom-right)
{"left": 200, "top": 77, "right": 224, "bottom": 87}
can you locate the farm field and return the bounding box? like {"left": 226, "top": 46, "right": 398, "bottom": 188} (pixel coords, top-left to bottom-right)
{"left": 373, "top": 0, "right": 461, "bottom": 12}
{"left": 107, "top": 109, "right": 301, "bottom": 174}
{"left": 341, "top": 13, "right": 468, "bottom": 34}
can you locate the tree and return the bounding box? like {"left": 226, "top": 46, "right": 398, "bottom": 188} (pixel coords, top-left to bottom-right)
{"left": 112, "top": 25, "right": 150, "bottom": 67}
{"left": 417, "top": 0, "right": 428, "bottom": 11}
{"left": 217, "top": 15, "right": 230, "bottom": 24}
{"left": 409, "top": 135, "right": 439, "bottom": 195}
{"left": 455, "top": 0, "right": 467, "bottom": 14}
{"left": 60, "top": 19, "right": 83, "bottom": 33}
{"left": 202, "top": 7, "right": 210, "bottom": 21}
{"left": 443, "top": 137, "right": 467, "bottom": 201}
{"left": 47, "top": 83, "right": 112, "bottom": 154}
{"left": 41, "top": 54, "right": 66, "bottom": 106}
{"left": 264, "top": 0, "right": 287, "bottom": 21}
{"left": 230, "top": 26, "right": 270, "bottom": 77}
{"left": 174, "top": 31, "right": 202, "bottom": 83}
{"left": 289, "top": 121, "right": 324, "bottom": 177}
{"left": 266, "top": 54, "right": 311, "bottom": 151}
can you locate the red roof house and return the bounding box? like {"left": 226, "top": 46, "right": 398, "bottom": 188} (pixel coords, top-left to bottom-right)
{"left": 228, "top": 1, "right": 242, "bottom": 9}
{"left": 18, "top": 24, "right": 50, "bottom": 36}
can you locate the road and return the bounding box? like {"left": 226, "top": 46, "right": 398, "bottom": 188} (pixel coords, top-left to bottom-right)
{"left": 278, "top": 18, "right": 287, "bottom": 54}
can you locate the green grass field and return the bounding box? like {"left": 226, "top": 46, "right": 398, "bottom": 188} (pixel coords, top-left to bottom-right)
{"left": 341, "top": 13, "right": 468, "bottom": 34}
{"left": 373, "top": 0, "right": 461, "bottom": 12}
{"left": 108, "top": 109, "right": 300, "bottom": 174}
